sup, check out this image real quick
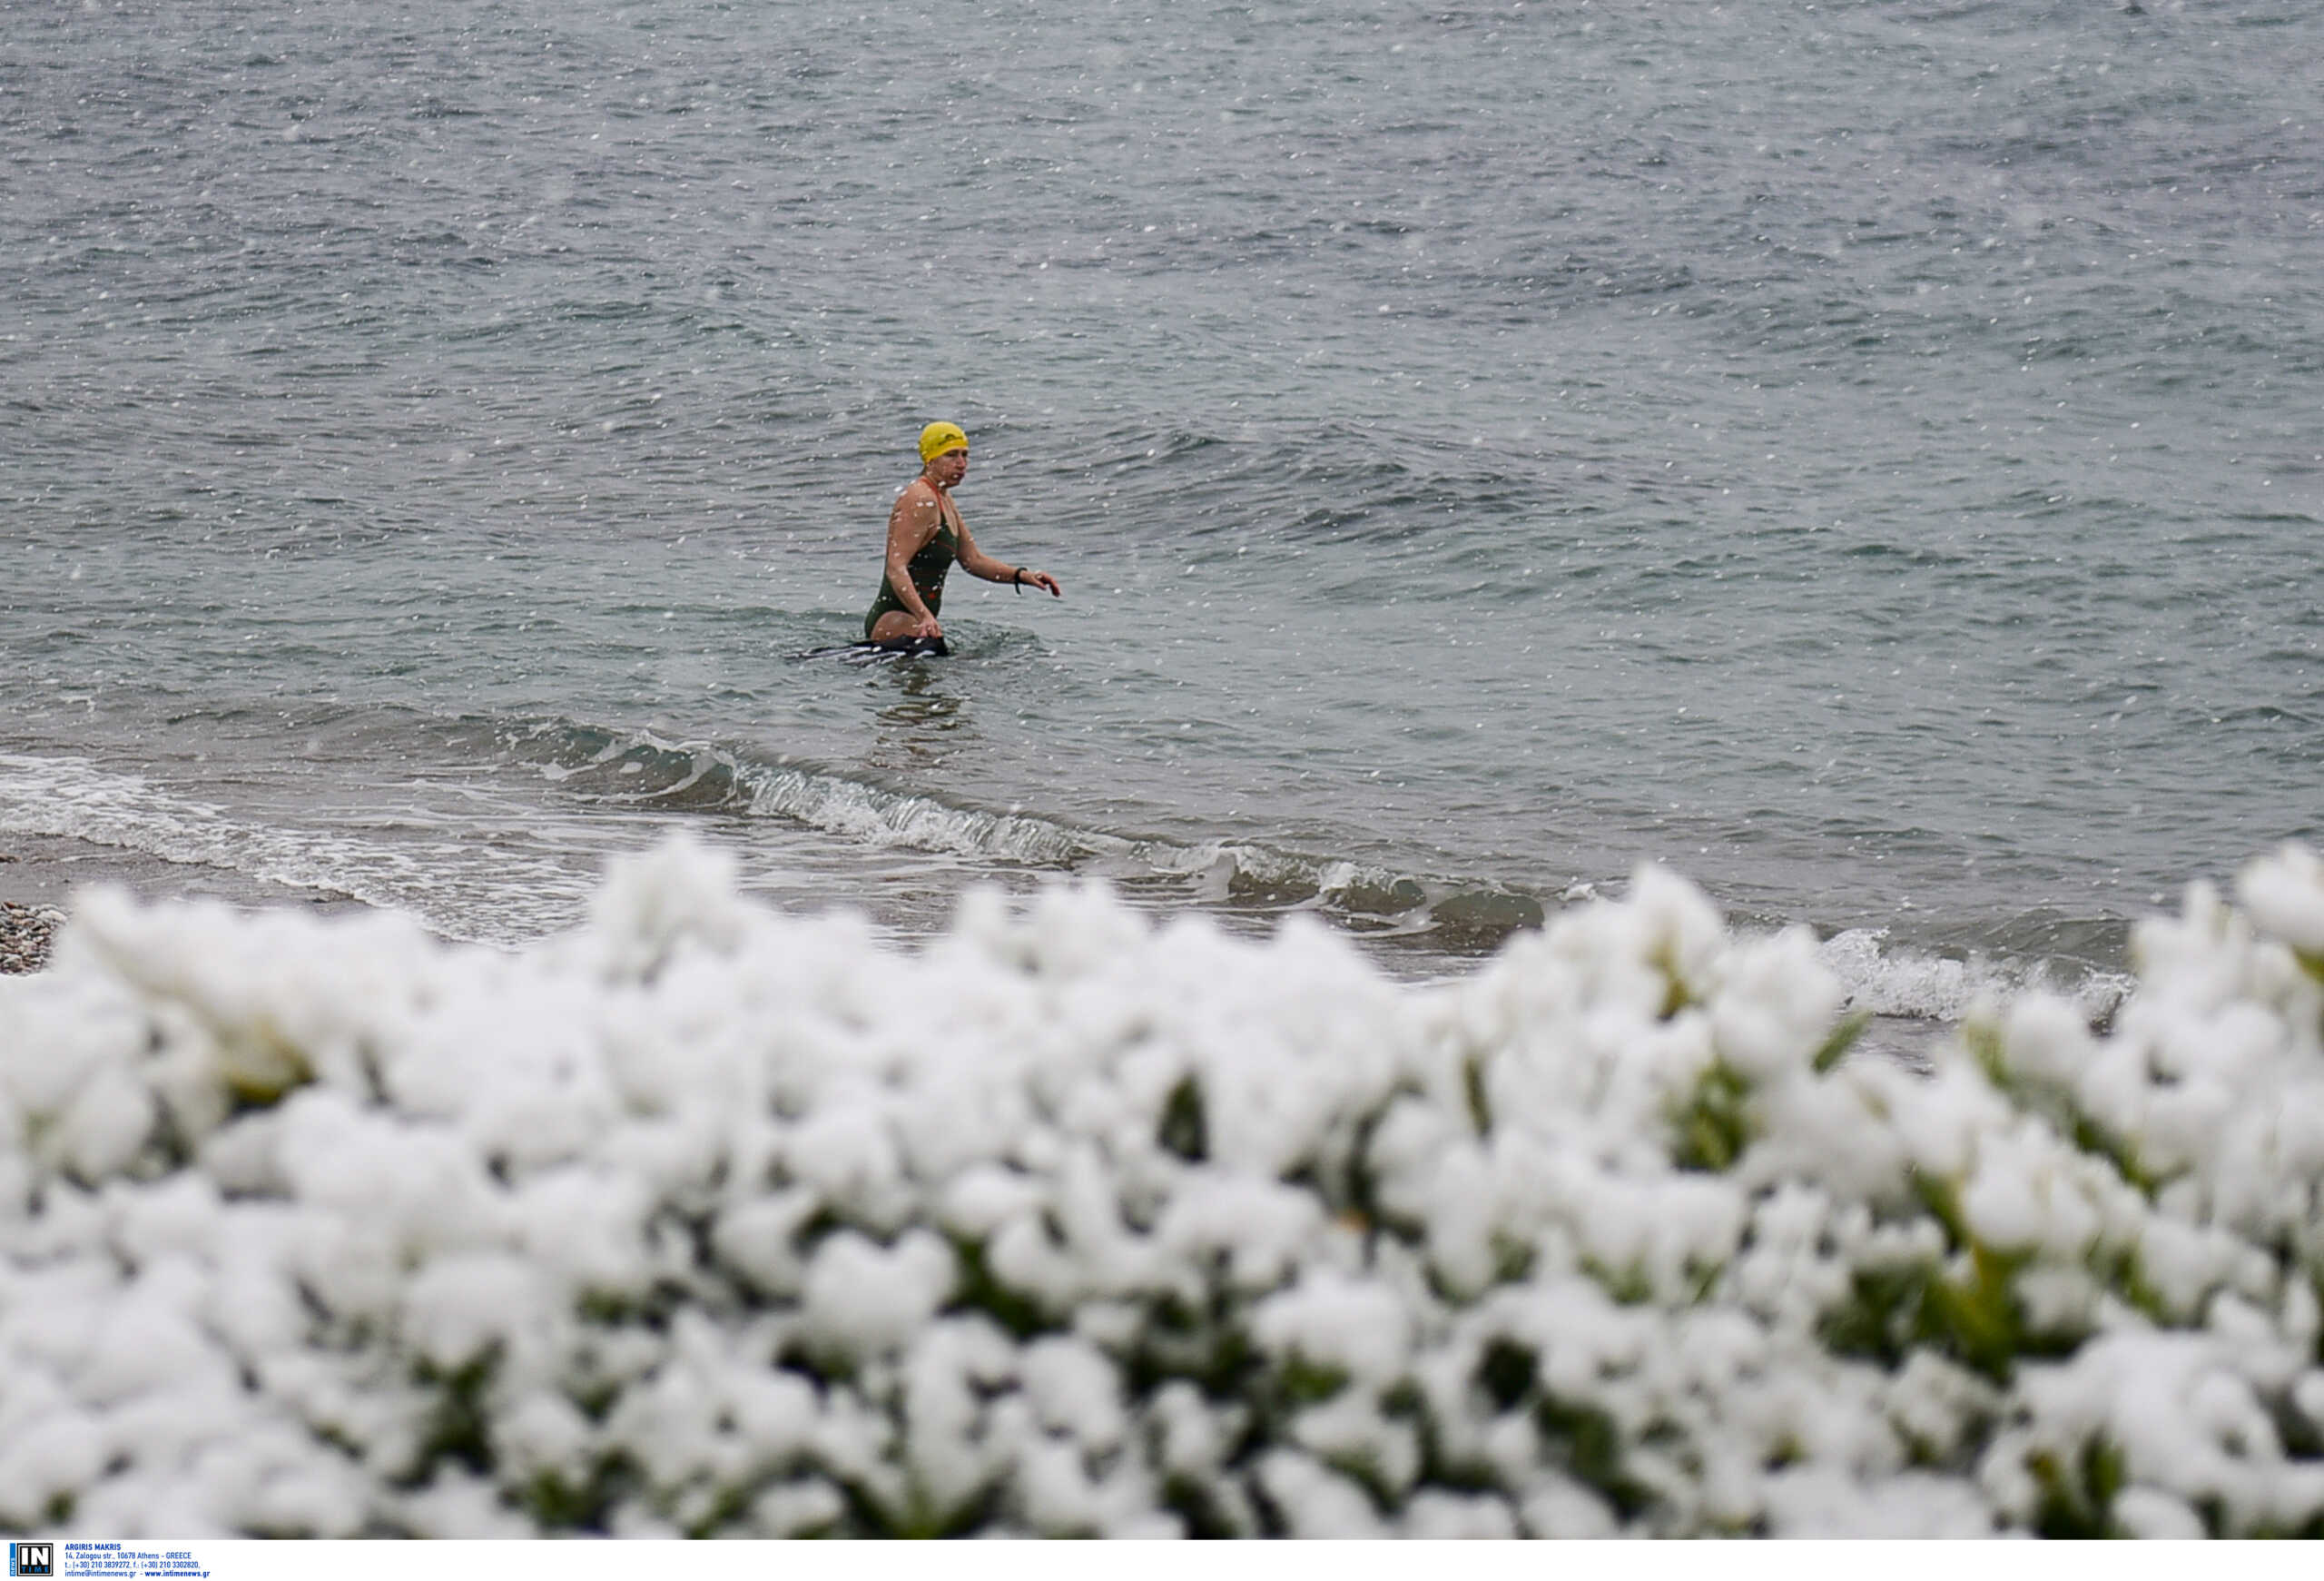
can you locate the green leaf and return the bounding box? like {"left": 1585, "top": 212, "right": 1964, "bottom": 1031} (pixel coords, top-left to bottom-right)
{"left": 2030, "top": 1436, "right": 2124, "bottom": 1538}
{"left": 1813, "top": 1009, "right": 1874, "bottom": 1074}
{"left": 1462, "top": 1054, "right": 1493, "bottom": 1136}
{"left": 1670, "top": 1061, "right": 1754, "bottom": 1172}
{"left": 1157, "top": 1074, "right": 1208, "bottom": 1162}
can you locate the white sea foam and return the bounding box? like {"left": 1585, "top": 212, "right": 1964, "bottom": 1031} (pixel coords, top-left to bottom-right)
{"left": 745, "top": 763, "right": 1095, "bottom": 866}
{"left": 6, "top": 838, "right": 2324, "bottom": 1537}
{"left": 0, "top": 752, "right": 595, "bottom": 945}
{"left": 1816, "top": 926, "right": 2132, "bottom": 1025}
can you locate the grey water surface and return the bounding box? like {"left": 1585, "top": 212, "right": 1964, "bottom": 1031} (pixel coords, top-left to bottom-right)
{"left": 5, "top": 0, "right": 2320, "bottom": 1014}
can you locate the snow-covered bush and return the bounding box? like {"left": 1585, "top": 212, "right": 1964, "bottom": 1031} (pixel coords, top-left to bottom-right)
{"left": 5, "top": 838, "right": 2324, "bottom": 1537}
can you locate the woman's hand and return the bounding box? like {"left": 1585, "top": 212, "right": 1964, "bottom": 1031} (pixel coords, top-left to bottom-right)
{"left": 911, "top": 613, "right": 944, "bottom": 641}
{"left": 1019, "top": 568, "right": 1062, "bottom": 598}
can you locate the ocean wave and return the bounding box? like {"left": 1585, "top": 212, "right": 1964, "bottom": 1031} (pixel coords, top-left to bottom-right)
{"left": 1815, "top": 926, "right": 2132, "bottom": 1026}
{"left": 3, "top": 727, "right": 2142, "bottom": 1008}
{"left": 0, "top": 750, "right": 592, "bottom": 945}
{"left": 484, "top": 716, "right": 1551, "bottom": 945}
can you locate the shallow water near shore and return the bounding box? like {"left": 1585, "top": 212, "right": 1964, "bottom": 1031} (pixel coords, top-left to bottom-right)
{"left": 5, "top": 0, "right": 2320, "bottom": 1023}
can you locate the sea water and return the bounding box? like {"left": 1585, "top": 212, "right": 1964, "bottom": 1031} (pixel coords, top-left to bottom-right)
{"left": 5, "top": 0, "right": 2320, "bottom": 1021}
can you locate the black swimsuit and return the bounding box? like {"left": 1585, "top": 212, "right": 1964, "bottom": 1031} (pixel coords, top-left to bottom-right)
{"left": 864, "top": 515, "right": 959, "bottom": 638}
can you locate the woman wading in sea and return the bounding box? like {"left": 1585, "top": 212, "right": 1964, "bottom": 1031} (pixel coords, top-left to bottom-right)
{"left": 864, "top": 422, "right": 1061, "bottom": 648}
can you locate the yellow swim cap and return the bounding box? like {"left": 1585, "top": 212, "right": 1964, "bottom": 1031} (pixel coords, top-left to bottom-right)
{"left": 918, "top": 421, "right": 969, "bottom": 462}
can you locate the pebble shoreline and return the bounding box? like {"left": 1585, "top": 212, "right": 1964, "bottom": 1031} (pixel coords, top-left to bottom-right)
{"left": 1, "top": 900, "right": 64, "bottom": 975}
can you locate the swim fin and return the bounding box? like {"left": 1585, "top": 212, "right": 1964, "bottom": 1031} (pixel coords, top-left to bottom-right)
{"left": 793, "top": 636, "right": 951, "bottom": 663}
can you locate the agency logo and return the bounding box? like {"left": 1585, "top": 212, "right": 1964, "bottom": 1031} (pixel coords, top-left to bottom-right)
{"left": 8, "top": 1544, "right": 54, "bottom": 1578}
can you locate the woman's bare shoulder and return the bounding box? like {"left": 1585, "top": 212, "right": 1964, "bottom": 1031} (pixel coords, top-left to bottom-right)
{"left": 890, "top": 479, "right": 941, "bottom": 519}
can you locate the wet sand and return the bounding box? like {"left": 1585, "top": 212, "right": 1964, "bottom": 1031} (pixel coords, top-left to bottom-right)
{"left": 0, "top": 833, "right": 370, "bottom": 974}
